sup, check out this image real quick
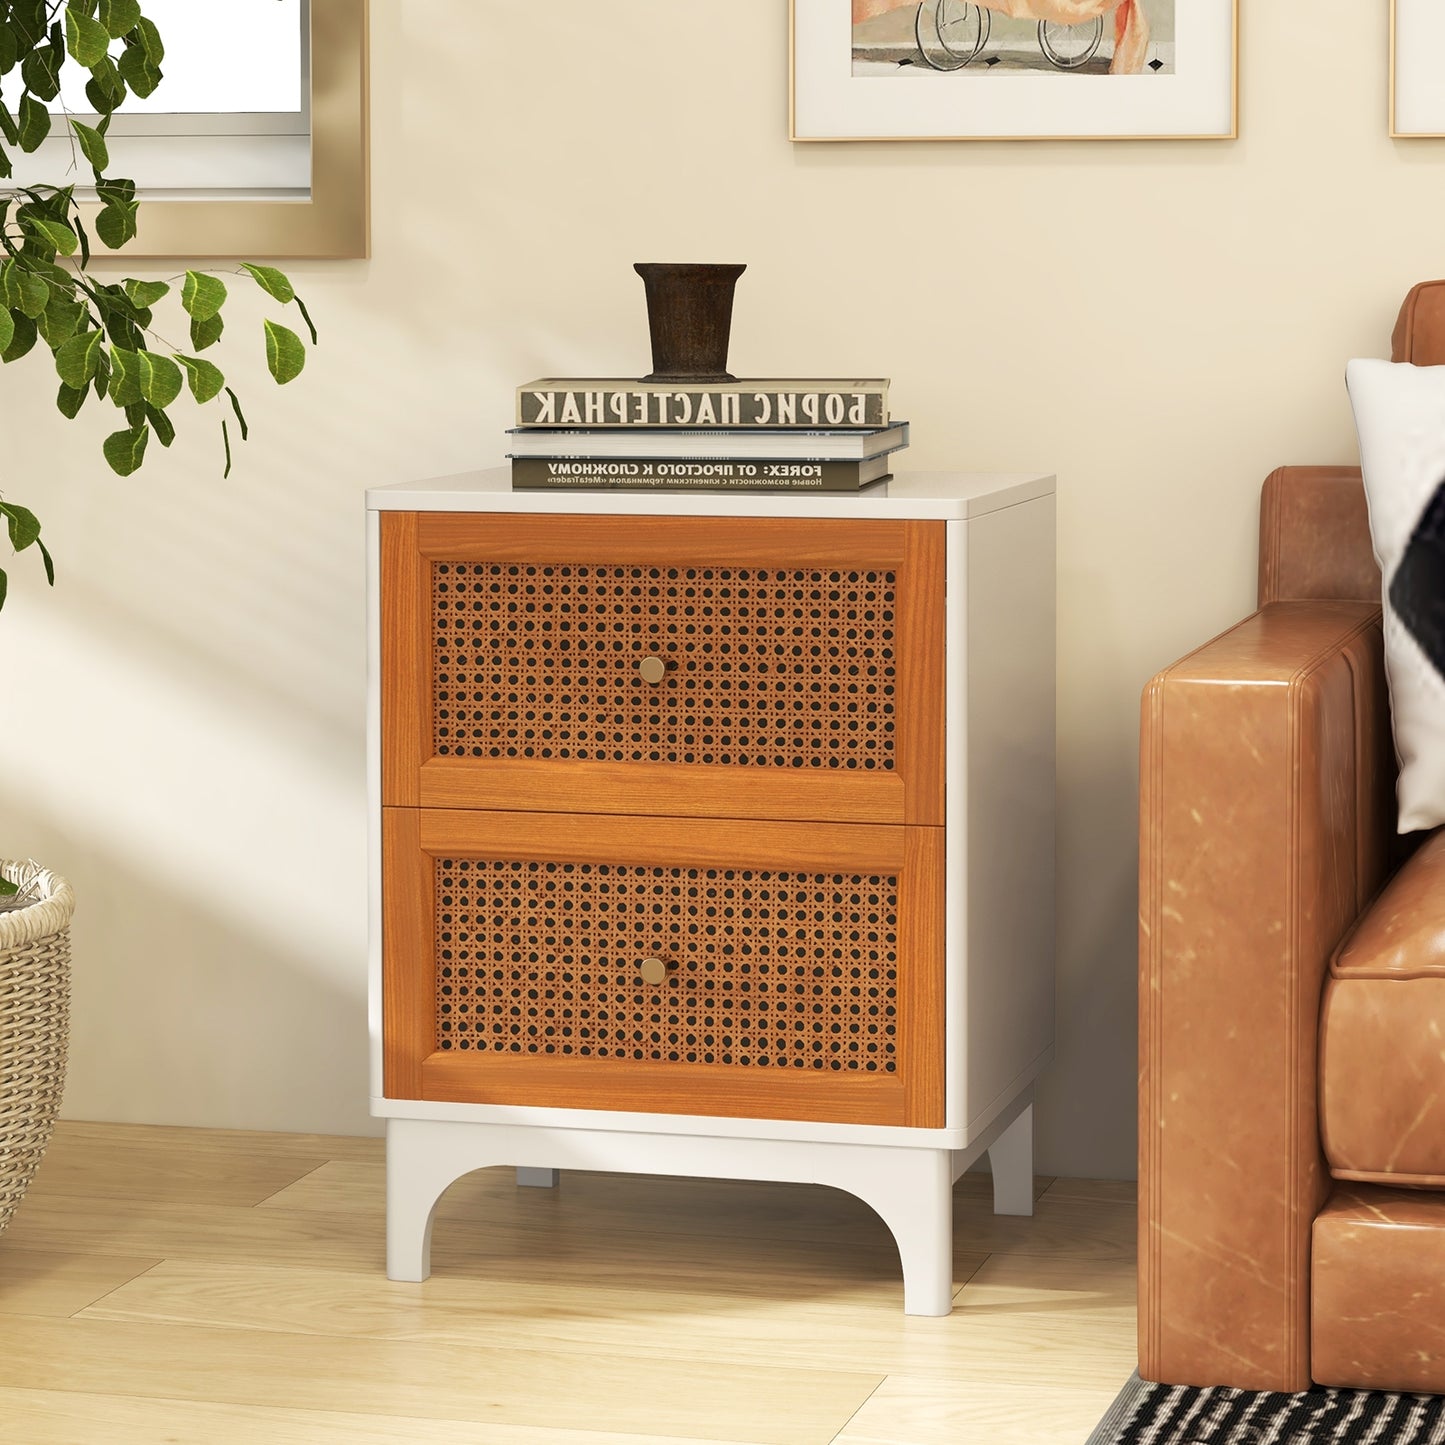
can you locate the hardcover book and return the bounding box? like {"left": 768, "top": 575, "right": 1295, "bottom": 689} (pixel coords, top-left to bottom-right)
{"left": 505, "top": 422, "right": 909, "bottom": 462}
{"left": 510, "top": 455, "right": 894, "bottom": 492}
{"left": 516, "top": 378, "right": 889, "bottom": 429}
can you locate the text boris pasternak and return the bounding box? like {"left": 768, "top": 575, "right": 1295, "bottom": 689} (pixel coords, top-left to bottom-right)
{"left": 520, "top": 390, "right": 882, "bottom": 428}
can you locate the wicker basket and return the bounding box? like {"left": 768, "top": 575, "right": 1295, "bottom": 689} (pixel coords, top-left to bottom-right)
{"left": 0, "top": 861, "right": 73, "bottom": 1234}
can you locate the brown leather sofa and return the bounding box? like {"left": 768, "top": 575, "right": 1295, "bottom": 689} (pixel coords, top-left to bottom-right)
{"left": 1139, "top": 281, "right": 1445, "bottom": 1394}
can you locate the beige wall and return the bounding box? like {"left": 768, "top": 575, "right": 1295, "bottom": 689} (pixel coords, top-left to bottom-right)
{"left": 0, "top": 2, "right": 1418, "bottom": 1177}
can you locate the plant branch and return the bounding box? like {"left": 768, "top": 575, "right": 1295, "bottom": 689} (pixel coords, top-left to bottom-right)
{"left": 0, "top": 0, "right": 319, "bottom": 606}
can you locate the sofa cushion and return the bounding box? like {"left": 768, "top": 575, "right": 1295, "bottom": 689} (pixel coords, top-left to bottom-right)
{"left": 1320, "top": 828, "right": 1445, "bottom": 1185}
{"left": 1345, "top": 360, "right": 1445, "bottom": 833}
{"left": 1313, "top": 1183, "right": 1445, "bottom": 1390}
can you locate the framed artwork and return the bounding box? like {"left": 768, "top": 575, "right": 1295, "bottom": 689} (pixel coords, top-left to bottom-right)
{"left": 791, "top": 0, "right": 1237, "bottom": 142}
{"left": 1392, "top": 1, "right": 1445, "bottom": 138}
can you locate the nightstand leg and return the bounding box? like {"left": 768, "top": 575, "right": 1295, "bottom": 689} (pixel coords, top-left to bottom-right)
{"left": 516, "top": 1167, "right": 559, "bottom": 1188}
{"left": 385, "top": 1119, "right": 449, "bottom": 1282}
{"left": 850, "top": 1148, "right": 955, "bottom": 1316}
{"left": 987, "top": 1103, "right": 1035, "bottom": 1217}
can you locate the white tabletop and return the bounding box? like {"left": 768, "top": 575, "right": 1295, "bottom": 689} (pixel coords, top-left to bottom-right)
{"left": 367, "top": 468, "right": 1054, "bottom": 521}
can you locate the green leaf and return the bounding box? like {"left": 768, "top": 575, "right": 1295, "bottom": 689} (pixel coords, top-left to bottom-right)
{"left": 23, "top": 216, "right": 77, "bottom": 256}
{"left": 0, "top": 104, "right": 18, "bottom": 148}
{"left": 263, "top": 320, "right": 305, "bottom": 385}
{"left": 176, "top": 353, "right": 224, "bottom": 404}
{"left": 103, "top": 423, "right": 149, "bottom": 476}
{"left": 37, "top": 538, "right": 54, "bottom": 586}
{"left": 23, "top": 182, "right": 75, "bottom": 214}
{"left": 56, "top": 328, "right": 102, "bottom": 387}
{"left": 65, "top": 5, "right": 111, "bottom": 67}
{"left": 0, "top": 28, "right": 17, "bottom": 75}
{"left": 1, "top": 262, "right": 49, "bottom": 319}
{"left": 189, "top": 310, "right": 223, "bottom": 352}
{"left": 71, "top": 210, "right": 91, "bottom": 268}
{"left": 144, "top": 402, "right": 174, "bottom": 447}
{"left": 56, "top": 381, "right": 87, "bottom": 418}
{"left": 21, "top": 256, "right": 73, "bottom": 290}
{"left": 181, "top": 270, "right": 226, "bottom": 321}
{"left": 1, "top": 502, "right": 41, "bottom": 552}
{"left": 99, "top": 304, "right": 142, "bottom": 352}
{"left": 294, "top": 295, "right": 318, "bottom": 346}
{"left": 0, "top": 568, "right": 7, "bottom": 614}
{"left": 85, "top": 57, "right": 126, "bottom": 112}
{"left": 98, "top": 0, "right": 141, "bottom": 39}
{"left": 36, "top": 294, "right": 83, "bottom": 347}
{"left": 17, "top": 94, "right": 50, "bottom": 152}
{"left": 116, "top": 39, "right": 160, "bottom": 98}
{"left": 135, "top": 350, "right": 182, "bottom": 408}
{"left": 95, "top": 199, "right": 138, "bottom": 250}
{"left": 221, "top": 417, "right": 233, "bottom": 478}
{"left": 10, "top": 2, "right": 47, "bottom": 46}
{"left": 133, "top": 15, "right": 163, "bottom": 64}
{"left": 0, "top": 308, "right": 12, "bottom": 354}
{"left": 20, "top": 44, "right": 61, "bottom": 100}
{"left": 225, "top": 386, "right": 249, "bottom": 440}
{"left": 123, "top": 278, "right": 169, "bottom": 308}
{"left": 107, "top": 345, "right": 141, "bottom": 405}
{"left": 94, "top": 177, "right": 135, "bottom": 207}
{"left": 241, "top": 263, "right": 295, "bottom": 305}
{"left": 21, "top": 273, "right": 50, "bottom": 319}
{"left": 2, "top": 311, "right": 37, "bottom": 363}
{"left": 70, "top": 117, "right": 109, "bottom": 173}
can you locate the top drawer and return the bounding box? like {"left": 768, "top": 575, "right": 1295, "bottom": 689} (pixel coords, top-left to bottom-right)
{"left": 381, "top": 513, "right": 945, "bottom": 824}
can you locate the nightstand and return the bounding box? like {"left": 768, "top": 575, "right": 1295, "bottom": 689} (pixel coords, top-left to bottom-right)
{"left": 367, "top": 469, "right": 1055, "bottom": 1315}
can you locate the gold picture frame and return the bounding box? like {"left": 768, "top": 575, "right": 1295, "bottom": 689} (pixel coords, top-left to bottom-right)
{"left": 81, "top": 0, "right": 369, "bottom": 259}
{"left": 791, "top": 0, "right": 1238, "bottom": 142}
{"left": 1391, "top": 0, "right": 1444, "bottom": 138}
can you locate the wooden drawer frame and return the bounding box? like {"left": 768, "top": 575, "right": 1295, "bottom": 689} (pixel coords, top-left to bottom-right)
{"left": 381, "top": 513, "right": 945, "bottom": 826}
{"left": 383, "top": 808, "right": 945, "bottom": 1128}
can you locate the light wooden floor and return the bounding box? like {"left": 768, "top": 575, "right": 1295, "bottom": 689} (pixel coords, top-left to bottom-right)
{"left": 0, "top": 1122, "right": 1137, "bottom": 1444}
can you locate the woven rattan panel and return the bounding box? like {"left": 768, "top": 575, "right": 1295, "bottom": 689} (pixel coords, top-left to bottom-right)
{"left": 432, "top": 564, "right": 897, "bottom": 770}
{"left": 434, "top": 858, "right": 899, "bottom": 1072}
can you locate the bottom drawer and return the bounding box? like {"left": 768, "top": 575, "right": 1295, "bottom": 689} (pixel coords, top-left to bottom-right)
{"left": 383, "top": 809, "right": 944, "bottom": 1127}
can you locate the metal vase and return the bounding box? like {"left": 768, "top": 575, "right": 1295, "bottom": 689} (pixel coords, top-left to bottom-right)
{"left": 633, "top": 263, "right": 747, "bottom": 383}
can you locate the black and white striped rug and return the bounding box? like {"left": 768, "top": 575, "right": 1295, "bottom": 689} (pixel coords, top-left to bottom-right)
{"left": 1089, "top": 1373, "right": 1445, "bottom": 1444}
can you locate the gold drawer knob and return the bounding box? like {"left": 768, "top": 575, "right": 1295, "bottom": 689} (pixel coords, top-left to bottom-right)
{"left": 638, "top": 655, "right": 668, "bottom": 685}
{"left": 640, "top": 956, "right": 675, "bottom": 986}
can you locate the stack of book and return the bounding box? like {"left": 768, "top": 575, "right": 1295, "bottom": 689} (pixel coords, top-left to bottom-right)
{"left": 506, "top": 378, "right": 907, "bottom": 493}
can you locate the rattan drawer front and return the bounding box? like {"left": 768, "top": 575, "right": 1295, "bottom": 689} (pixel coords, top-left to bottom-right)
{"left": 435, "top": 857, "right": 899, "bottom": 1072}
{"left": 381, "top": 515, "right": 945, "bottom": 825}
{"left": 433, "top": 562, "right": 897, "bottom": 771}
{"left": 383, "top": 809, "right": 944, "bottom": 1127}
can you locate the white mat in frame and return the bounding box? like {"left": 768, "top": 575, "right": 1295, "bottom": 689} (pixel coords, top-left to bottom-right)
{"left": 1393, "top": 0, "right": 1445, "bottom": 137}
{"left": 791, "top": 0, "right": 1237, "bottom": 141}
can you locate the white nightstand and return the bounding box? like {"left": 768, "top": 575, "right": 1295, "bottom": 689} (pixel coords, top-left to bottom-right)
{"left": 367, "top": 470, "right": 1056, "bottom": 1315}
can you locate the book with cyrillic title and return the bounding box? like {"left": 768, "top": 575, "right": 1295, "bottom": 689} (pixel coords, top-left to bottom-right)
{"left": 510, "top": 455, "right": 894, "bottom": 492}
{"left": 505, "top": 422, "right": 909, "bottom": 462}
{"left": 516, "top": 378, "right": 889, "bottom": 429}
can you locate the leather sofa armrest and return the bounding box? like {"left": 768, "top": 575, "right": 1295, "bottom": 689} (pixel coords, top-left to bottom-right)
{"left": 1139, "top": 600, "right": 1391, "bottom": 1391}
{"left": 1257, "top": 466, "right": 1379, "bottom": 607}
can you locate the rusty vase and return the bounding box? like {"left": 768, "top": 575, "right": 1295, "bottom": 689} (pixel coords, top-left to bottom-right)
{"left": 633, "top": 262, "right": 747, "bottom": 384}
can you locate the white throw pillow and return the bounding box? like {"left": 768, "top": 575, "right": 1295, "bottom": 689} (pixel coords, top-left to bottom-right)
{"left": 1345, "top": 359, "right": 1445, "bottom": 834}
